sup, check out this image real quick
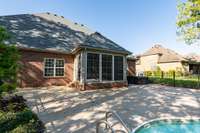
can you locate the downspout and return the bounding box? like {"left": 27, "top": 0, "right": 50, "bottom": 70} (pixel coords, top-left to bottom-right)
{"left": 198, "top": 64, "right": 200, "bottom": 89}
{"left": 83, "top": 47, "right": 87, "bottom": 91}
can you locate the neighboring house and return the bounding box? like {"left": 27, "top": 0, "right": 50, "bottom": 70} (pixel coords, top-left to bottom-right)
{"left": 136, "top": 45, "right": 200, "bottom": 75}
{"left": 0, "top": 13, "right": 131, "bottom": 90}
{"left": 185, "top": 53, "right": 200, "bottom": 74}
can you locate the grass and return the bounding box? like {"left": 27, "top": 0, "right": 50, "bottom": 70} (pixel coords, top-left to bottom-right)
{"left": 0, "top": 94, "right": 45, "bottom": 133}
{"left": 149, "top": 77, "right": 200, "bottom": 89}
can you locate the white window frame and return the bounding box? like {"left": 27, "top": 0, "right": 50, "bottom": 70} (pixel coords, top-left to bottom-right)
{"left": 43, "top": 58, "right": 65, "bottom": 78}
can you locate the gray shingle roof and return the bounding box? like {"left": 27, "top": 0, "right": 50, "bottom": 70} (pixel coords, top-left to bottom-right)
{"left": 0, "top": 13, "right": 131, "bottom": 54}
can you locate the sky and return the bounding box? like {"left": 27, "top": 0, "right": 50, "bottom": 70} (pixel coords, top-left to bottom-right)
{"left": 0, "top": 0, "right": 199, "bottom": 55}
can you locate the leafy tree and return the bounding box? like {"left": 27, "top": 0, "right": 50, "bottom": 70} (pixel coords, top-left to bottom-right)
{"left": 177, "top": 0, "right": 200, "bottom": 44}
{"left": 0, "top": 26, "right": 20, "bottom": 93}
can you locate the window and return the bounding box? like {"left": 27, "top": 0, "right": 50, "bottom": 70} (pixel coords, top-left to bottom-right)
{"left": 86, "top": 53, "right": 125, "bottom": 82}
{"left": 102, "top": 54, "right": 112, "bottom": 80}
{"left": 55, "top": 59, "right": 65, "bottom": 76}
{"left": 44, "top": 58, "right": 54, "bottom": 77}
{"left": 87, "top": 53, "right": 99, "bottom": 80}
{"left": 114, "top": 56, "right": 124, "bottom": 80}
{"left": 44, "top": 58, "right": 64, "bottom": 77}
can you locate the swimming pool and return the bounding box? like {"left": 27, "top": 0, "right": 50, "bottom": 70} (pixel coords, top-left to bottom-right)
{"left": 132, "top": 118, "right": 200, "bottom": 133}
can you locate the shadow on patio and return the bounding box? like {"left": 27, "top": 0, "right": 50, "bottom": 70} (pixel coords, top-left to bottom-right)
{"left": 18, "top": 84, "right": 200, "bottom": 133}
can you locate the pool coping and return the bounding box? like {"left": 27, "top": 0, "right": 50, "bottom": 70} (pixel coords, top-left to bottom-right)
{"left": 131, "top": 117, "right": 200, "bottom": 133}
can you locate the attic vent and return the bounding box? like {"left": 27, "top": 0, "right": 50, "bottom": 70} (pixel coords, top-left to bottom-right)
{"left": 95, "top": 32, "right": 102, "bottom": 36}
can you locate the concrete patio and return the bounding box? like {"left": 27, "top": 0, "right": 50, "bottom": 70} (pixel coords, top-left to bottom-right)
{"left": 18, "top": 85, "right": 200, "bottom": 133}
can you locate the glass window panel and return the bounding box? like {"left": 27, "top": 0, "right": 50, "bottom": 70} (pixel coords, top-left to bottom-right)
{"left": 44, "top": 68, "right": 54, "bottom": 77}
{"left": 56, "top": 59, "right": 64, "bottom": 67}
{"left": 45, "top": 58, "right": 54, "bottom": 67}
{"left": 55, "top": 68, "right": 64, "bottom": 76}
{"left": 114, "top": 56, "right": 124, "bottom": 80}
{"left": 102, "top": 54, "right": 112, "bottom": 80}
{"left": 87, "top": 53, "right": 99, "bottom": 79}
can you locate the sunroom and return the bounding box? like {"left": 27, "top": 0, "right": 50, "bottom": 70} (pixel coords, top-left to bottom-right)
{"left": 74, "top": 49, "right": 128, "bottom": 90}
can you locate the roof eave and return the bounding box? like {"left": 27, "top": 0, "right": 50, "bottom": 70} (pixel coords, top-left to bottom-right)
{"left": 77, "top": 46, "right": 132, "bottom": 55}
{"left": 18, "top": 47, "right": 72, "bottom": 55}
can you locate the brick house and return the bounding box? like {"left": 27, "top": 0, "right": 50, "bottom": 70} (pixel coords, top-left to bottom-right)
{"left": 0, "top": 13, "right": 131, "bottom": 90}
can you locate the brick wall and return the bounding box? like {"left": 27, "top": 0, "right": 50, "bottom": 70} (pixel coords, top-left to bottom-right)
{"left": 69, "top": 81, "right": 128, "bottom": 90}
{"left": 127, "top": 59, "right": 136, "bottom": 76}
{"left": 84, "top": 82, "right": 128, "bottom": 90}
{"left": 18, "top": 49, "right": 74, "bottom": 87}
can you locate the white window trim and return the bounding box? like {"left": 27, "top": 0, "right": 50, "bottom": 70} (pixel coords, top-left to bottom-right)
{"left": 85, "top": 51, "right": 125, "bottom": 83}
{"left": 43, "top": 58, "right": 65, "bottom": 78}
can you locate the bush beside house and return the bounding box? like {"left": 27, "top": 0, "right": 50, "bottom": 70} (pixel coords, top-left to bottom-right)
{"left": 0, "top": 27, "right": 19, "bottom": 93}
{"left": 0, "top": 94, "right": 45, "bottom": 133}
{"left": 0, "top": 26, "right": 45, "bottom": 132}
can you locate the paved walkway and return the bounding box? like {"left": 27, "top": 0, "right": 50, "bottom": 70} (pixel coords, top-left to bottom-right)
{"left": 18, "top": 85, "right": 200, "bottom": 133}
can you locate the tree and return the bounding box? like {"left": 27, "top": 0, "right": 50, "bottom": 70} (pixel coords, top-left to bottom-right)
{"left": 177, "top": 0, "right": 200, "bottom": 44}
{"left": 0, "top": 26, "right": 20, "bottom": 93}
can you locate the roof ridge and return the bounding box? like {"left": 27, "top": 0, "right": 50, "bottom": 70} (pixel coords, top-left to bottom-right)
{"left": 33, "top": 12, "right": 94, "bottom": 35}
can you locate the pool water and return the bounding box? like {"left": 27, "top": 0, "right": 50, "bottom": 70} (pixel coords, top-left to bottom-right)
{"left": 134, "top": 119, "right": 200, "bottom": 133}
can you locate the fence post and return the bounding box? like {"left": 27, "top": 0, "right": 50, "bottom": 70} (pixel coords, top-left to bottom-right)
{"left": 161, "top": 71, "right": 164, "bottom": 79}
{"left": 198, "top": 73, "right": 200, "bottom": 89}
{"left": 198, "top": 65, "right": 200, "bottom": 89}
{"left": 173, "top": 71, "right": 175, "bottom": 87}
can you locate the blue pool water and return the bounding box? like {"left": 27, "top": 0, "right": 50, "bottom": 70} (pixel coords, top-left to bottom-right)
{"left": 134, "top": 119, "right": 200, "bottom": 133}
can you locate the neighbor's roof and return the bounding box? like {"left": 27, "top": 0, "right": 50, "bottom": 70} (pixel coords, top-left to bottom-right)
{"left": 141, "top": 45, "right": 187, "bottom": 63}
{"left": 0, "top": 13, "right": 131, "bottom": 54}
{"left": 185, "top": 53, "right": 200, "bottom": 62}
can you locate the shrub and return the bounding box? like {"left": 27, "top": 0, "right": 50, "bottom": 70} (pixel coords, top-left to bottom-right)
{"left": 0, "top": 94, "right": 26, "bottom": 112}
{"left": 175, "top": 67, "right": 184, "bottom": 77}
{"left": 144, "top": 71, "right": 152, "bottom": 77}
{"left": 0, "top": 95, "right": 45, "bottom": 133}
{"left": 0, "top": 26, "right": 20, "bottom": 94}
{"left": 0, "top": 109, "right": 45, "bottom": 133}
{"left": 0, "top": 83, "right": 16, "bottom": 94}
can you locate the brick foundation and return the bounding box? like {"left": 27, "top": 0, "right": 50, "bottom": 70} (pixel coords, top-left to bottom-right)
{"left": 69, "top": 81, "right": 128, "bottom": 91}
